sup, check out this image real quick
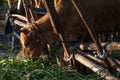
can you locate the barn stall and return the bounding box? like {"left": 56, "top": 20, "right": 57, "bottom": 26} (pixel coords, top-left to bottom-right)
{"left": 3, "top": 0, "right": 120, "bottom": 80}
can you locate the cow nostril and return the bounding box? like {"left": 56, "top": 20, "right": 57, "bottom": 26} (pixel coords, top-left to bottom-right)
{"left": 24, "top": 41, "right": 29, "bottom": 47}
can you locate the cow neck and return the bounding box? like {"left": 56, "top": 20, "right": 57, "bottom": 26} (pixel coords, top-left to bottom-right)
{"left": 32, "top": 0, "right": 63, "bottom": 45}
{"left": 34, "top": 0, "right": 68, "bottom": 33}
{"left": 35, "top": 14, "right": 52, "bottom": 33}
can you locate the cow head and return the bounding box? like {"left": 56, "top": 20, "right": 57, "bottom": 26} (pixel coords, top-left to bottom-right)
{"left": 17, "top": 24, "right": 49, "bottom": 60}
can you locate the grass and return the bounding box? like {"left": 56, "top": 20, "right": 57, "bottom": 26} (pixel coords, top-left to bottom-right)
{"left": 0, "top": 56, "right": 103, "bottom": 80}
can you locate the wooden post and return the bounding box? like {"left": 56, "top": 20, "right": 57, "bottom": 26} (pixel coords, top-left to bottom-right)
{"left": 42, "top": 0, "right": 72, "bottom": 62}
{"left": 54, "top": 0, "right": 57, "bottom": 6}
{"left": 79, "top": 42, "right": 120, "bottom": 51}
{"left": 7, "top": 0, "right": 12, "bottom": 8}
{"left": 74, "top": 53, "right": 118, "bottom": 80}
{"left": 71, "top": 0, "right": 106, "bottom": 59}
{"left": 86, "top": 54, "right": 108, "bottom": 69}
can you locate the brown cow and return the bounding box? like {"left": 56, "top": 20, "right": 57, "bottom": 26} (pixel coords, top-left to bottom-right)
{"left": 17, "top": 0, "right": 120, "bottom": 60}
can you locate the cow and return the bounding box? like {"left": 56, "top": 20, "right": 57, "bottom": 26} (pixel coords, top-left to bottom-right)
{"left": 17, "top": 0, "right": 120, "bottom": 60}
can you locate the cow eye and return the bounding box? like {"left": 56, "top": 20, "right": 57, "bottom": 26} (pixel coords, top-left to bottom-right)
{"left": 19, "top": 28, "right": 29, "bottom": 34}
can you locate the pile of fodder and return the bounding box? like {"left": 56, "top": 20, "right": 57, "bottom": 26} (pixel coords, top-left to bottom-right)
{"left": 0, "top": 57, "right": 103, "bottom": 80}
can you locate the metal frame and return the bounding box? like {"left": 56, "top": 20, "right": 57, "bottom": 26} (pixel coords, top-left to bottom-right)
{"left": 7, "top": 0, "right": 107, "bottom": 59}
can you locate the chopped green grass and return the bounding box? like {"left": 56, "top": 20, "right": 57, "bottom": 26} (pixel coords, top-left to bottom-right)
{"left": 0, "top": 57, "right": 103, "bottom": 80}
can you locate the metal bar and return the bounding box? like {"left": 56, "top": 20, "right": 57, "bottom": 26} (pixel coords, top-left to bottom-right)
{"left": 7, "top": 0, "right": 12, "bottom": 8}
{"left": 71, "top": 0, "right": 106, "bottom": 58}
{"left": 17, "top": 0, "right": 22, "bottom": 13}
{"left": 28, "top": 0, "right": 37, "bottom": 22}
{"left": 29, "top": 8, "right": 36, "bottom": 22}
{"left": 22, "top": 0, "right": 31, "bottom": 23}
{"left": 32, "top": 8, "right": 46, "bottom": 15}
{"left": 43, "top": 0, "right": 71, "bottom": 60}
